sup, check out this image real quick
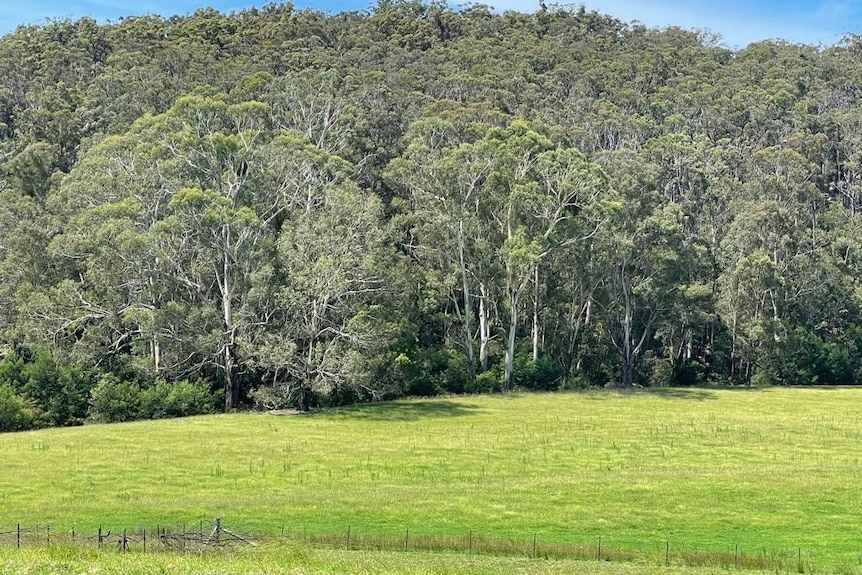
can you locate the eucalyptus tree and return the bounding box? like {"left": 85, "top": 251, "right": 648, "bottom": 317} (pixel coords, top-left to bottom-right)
{"left": 477, "top": 122, "right": 611, "bottom": 389}
{"left": 248, "top": 183, "right": 395, "bottom": 411}
{"left": 386, "top": 104, "right": 508, "bottom": 379}
{"left": 47, "top": 92, "right": 367, "bottom": 409}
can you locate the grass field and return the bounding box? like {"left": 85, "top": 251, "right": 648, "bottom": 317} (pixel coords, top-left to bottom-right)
{"left": 2, "top": 388, "right": 862, "bottom": 573}
{"left": 0, "top": 543, "right": 787, "bottom": 575}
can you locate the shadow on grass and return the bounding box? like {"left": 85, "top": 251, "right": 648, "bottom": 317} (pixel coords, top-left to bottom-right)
{"left": 593, "top": 387, "right": 720, "bottom": 401}
{"left": 325, "top": 400, "right": 484, "bottom": 421}
{"left": 602, "top": 385, "right": 774, "bottom": 401}
{"left": 640, "top": 388, "right": 719, "bottom": 401}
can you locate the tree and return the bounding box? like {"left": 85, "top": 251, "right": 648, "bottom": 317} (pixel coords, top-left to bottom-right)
{"left": 250, "top": 184, "right": 396, "bottom": 410}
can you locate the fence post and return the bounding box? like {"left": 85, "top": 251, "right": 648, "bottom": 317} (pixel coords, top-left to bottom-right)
{"left": 98, "top": 525, "right": 102, "bottom": 549}
{"left": 735, "top": 543, "right": 739, "bottom": 568}
{"left": 143, "top": 529, "right": 146, "bottom": 553}
{"left": 46, "top": 525, "right": 50, "bottom": 545}
{"left": 404, "top": 528, "right": 409, "bottom": 551}
{"left": 665, "top": 541, "right": 669, "bottom": 566}
{"left": 532, "top": 533, "right": 537, "bottom": 559}
{"left": 16, "top": 524, "right": 20, "bottom": 549}
{"left": 597, "top": 536, "right": 601, "bottom": 561}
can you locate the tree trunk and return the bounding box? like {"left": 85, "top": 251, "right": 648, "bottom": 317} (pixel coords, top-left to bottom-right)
{"left": 479, "top": 283, "right": 490, "bottom": 373}
{"left": 221, "top": 235, "right": 237, "bottom": 411}
{"left": 531, "top": 266, "right": 540, "bottom": 361}
{"left": 621, "top": 351, "right": 634, "bottom": 387}
{"left": 151, "top": 336, "right": 161, "bottom": 373}
{"left": 297, "top": 384, "right": 313, "bottom": 412}
{"left": 458, "top": 223, "right": 476, "bottom": 379}
{"left": 504, "top": 290, "right": 518, "bottom": 392}
{"left": 224, "top": 345, "right": 237, "bottom": 411}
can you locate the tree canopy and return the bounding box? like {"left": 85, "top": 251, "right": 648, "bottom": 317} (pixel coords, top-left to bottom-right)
{"left": 1, "top": 2, "right": 862, "bottom": 427}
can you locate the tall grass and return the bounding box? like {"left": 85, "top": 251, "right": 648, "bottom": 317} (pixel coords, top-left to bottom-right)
{"left": 2, "top": 388, "right": 862, "bottom": 570}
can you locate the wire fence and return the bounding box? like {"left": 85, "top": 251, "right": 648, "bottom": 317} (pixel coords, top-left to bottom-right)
{"left": 0, "top": 519, "right": 814, "bottom": 572}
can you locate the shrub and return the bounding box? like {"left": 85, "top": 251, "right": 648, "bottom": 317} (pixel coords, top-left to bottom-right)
{"left": 648, "top": 358, "right": 674, "bottom": 387}
{"left": 513, "top": 351, "right": 562, "bottom": 391}
{"left": 0, "top": 350, "right": 93, "bottom": 427}
{"left": 140, "top": 378, "right": 219, "bottom": 419}
{"left": 470, "top": 369, "right": 501, "bottom": 393}
{"left": 88, "top": 373, "right": 142, "bottom": 423}
{"left": 0, "top": 383, "right": 35, "bottom": 432}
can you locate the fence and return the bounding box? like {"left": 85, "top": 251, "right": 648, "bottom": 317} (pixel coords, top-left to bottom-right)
{"left": 0, "top": 518, "right": 254, "bottom": 553}
{"left": 0, "top": 519, "right": 813, "bottom": 572}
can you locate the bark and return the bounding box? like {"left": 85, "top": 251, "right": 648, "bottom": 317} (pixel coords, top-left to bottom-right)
{"left": 458, "top": 222, "right": 476, "bottom": 379}
{"left": 478, "top": 282, "right": 490, "bottom": 373}
{"left": 224, "top": 345, "right": 237, "bottom": 411}
{"left": 297, "top": 384, "right": 313, "bottom": 412}
{"left": 221, "top": 232, "right": 238, "bottom": 411}
{"left": 504, "top": 287, "right": 518, "bottom": 392}
{"left": 531, "top": 266, "right": 540, "bottom": 361}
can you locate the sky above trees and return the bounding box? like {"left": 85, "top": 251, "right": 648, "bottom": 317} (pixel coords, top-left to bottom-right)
{"left": 0, "top": 0, "right": 859, "bottom": 48}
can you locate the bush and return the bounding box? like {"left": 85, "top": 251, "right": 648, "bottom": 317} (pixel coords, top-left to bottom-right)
{"left": 648, "top": 359, "right": 674, "bottom": 387}
{"left": 88, "top": 373, "right": 142, "bottom": 423}
{"left": 140, "top": 378, "right": 219, "bottom": 419}
{"left": 0, "top": 383, "right": 35, "bottom": 432}
{"left": 469, "top": 369, "right": 501, "bottom": 393}
{"left": 91, "top": 374, "right": 219, "bottom": 423}
{"left": 0, "top": 350, "right": 93, "bottom": 427}
{"left": 513, "top": 352, "right": 562, "bottom": 391}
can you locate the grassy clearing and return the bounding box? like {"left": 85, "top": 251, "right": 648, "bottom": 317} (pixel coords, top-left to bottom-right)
{"left": 0, "top": 543, "right": 785, "bottom": 575}
{"left": 2, "top": 388, "right": 862, "bottom": 571}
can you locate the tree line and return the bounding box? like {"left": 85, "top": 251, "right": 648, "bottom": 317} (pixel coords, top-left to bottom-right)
{"left": 1, "top": 1, "right": 861, "bottom": 429}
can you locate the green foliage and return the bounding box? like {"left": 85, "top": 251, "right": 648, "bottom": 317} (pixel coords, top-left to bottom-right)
{"left": 512, "top": 351, "right": 562, "bottom": 391}
{"left": 752, "top": 326, "right": 854, "bottom": 386}
{"left": 2, "top": 0, "right": 862, "bottom": 426}
{"left": 87, "top": 373, "right": 142, "bottom": 423}
{"left": 139, "top": 378, "right": 220, "bottom": 419}
{"left": 89, "top": 374, "right": 219, "bottom": 423}
{"left": 0, "top": 382, "right": 35, "bottom": 432}
{"left": 0, "top": 351, "right": 92, "bottom": 427}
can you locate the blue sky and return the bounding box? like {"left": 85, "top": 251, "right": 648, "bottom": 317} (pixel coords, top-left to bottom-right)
{"left": 0, "top": 0, "right": 860, "bottom": 48}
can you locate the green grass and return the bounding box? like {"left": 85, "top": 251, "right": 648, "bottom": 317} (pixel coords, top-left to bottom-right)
{"left": 2, "top": 388, "right": 862, "bottom": 572}
{"left": 0, "top": 543, "right": 787, "bottom": 575}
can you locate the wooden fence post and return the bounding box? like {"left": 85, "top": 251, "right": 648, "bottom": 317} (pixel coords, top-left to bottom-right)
{"left": 16, "top": 523, "right": 20, "bottom": 548}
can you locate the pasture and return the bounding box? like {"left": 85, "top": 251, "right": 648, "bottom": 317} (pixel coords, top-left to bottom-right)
{"left": 1, "top": 388, "right": 862, "bottom": 572}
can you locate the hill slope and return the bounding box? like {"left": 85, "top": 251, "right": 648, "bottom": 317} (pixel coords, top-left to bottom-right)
{"left": 2, "top": 388, "right": 861, "bottom": 569}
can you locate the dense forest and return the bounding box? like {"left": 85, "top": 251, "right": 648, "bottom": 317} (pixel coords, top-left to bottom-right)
{"left": 1, "top": 0, "right": 861, "bottom": 429}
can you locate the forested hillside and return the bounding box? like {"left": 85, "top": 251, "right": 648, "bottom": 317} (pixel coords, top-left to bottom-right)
{"left": 0, "top": 1, "right": 860, "bottom": 428}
